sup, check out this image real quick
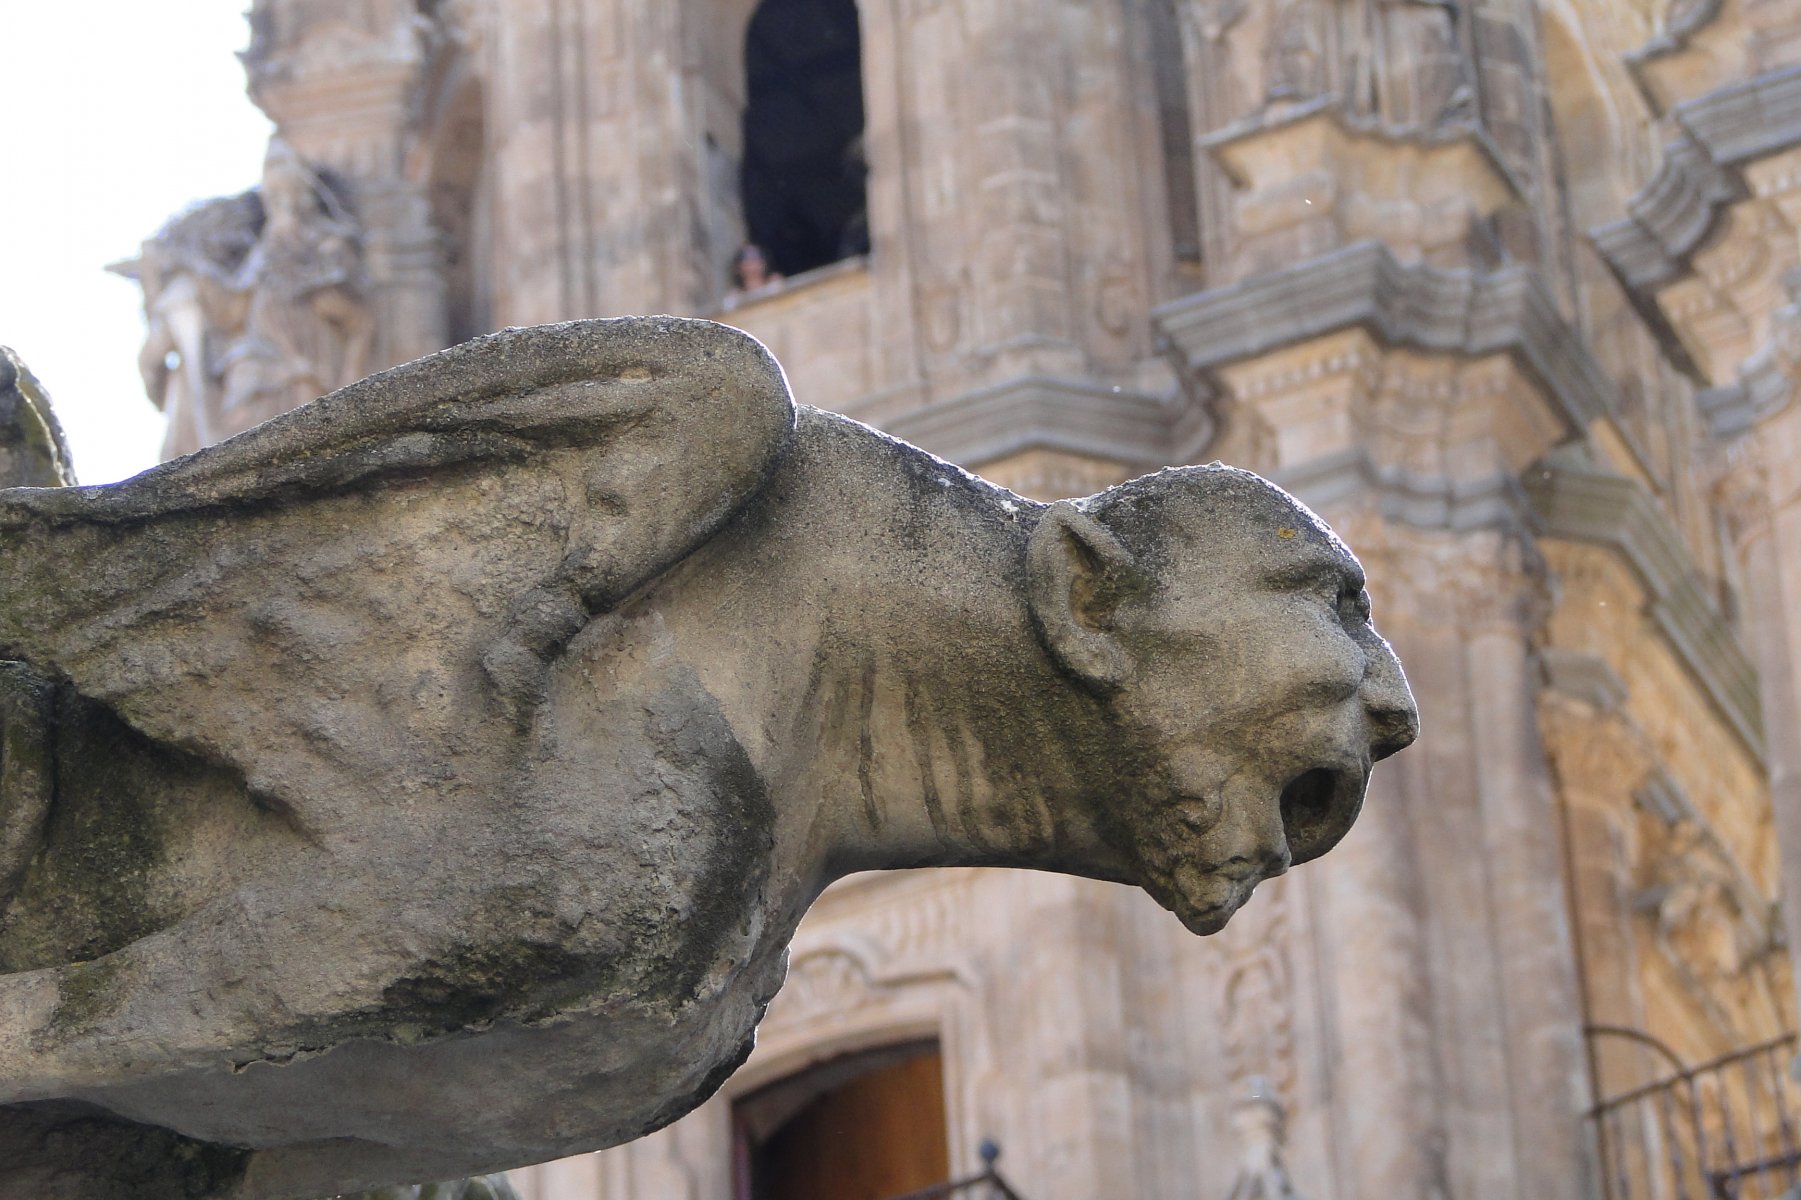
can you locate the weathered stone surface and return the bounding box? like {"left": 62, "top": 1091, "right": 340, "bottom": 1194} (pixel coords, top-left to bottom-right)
{"left": 0, "top": 349, "right": 75, "bottom": 490}
{"left": 0, "top": 317, "right": 1415, "bottom": 1197}
{"left": 342, "top": 1176, "right": 519, "bottom": 1200}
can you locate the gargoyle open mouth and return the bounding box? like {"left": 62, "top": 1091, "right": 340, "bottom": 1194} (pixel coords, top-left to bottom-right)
{"left": 1279, "top": 764, "right": 1365, "bottom": 866}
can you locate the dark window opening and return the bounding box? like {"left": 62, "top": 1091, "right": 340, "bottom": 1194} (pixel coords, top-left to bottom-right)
{"left": 1148, "top": 0, "right": 1200, "bottom": 263}
{"left": 734, "top": 1041, "right": 950, "bottom": 1200}
{"left": 740, "top": 0, "right": 869, "bottom": 282}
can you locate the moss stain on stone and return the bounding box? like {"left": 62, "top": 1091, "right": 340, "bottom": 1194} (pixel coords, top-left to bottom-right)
{"left": 48, "top": 953, "right": 128, "bottom": 1039}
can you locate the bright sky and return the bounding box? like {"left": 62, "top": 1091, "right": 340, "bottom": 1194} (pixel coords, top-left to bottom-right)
{"left": 0, "top": 5, "right": 272, "bottom": 484}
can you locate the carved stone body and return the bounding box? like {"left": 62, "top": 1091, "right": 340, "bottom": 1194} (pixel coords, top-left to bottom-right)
{"left": 0, "top": 319, "right": 1415, "bottom": 1198}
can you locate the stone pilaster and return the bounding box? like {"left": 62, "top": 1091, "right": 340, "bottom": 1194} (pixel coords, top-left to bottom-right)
{"left": 484, "top": 0, "right": 698, "bottom": 325}
{"left": 1537, "top": 654, "right": 1656, "bottom": 1099}
{"left": 1713, "top": 395, "right": 1801, "bottom": 1029}
{"left": 1454, "top": 551, "right": 1590, "bottom": 1200}
{"left": 985, "top": 877, "right": 1146, "bottom": 1200}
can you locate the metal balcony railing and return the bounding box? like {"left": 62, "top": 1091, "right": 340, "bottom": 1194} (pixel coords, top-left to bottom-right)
{"left": 1589, "top": 1026, "right": 1801, "bottom": 1200}
{"left": 879, "top": 1141, "right": 1024, "bottom": 1200}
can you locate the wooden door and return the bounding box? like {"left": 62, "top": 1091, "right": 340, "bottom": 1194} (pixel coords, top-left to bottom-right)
{"left": 744, "top": 1047, "right": 950, "bottom": 1200}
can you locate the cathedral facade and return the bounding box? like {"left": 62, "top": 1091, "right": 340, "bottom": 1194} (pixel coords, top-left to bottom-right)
{"left": 123, "top": 1, "right": 1801, "bottom": 1196}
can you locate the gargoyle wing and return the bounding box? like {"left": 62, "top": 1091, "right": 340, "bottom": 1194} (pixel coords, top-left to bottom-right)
{"left": 0, "top": 316, "right": 794, "bottom": 827}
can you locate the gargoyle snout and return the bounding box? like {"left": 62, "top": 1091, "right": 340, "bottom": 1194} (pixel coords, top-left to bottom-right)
{"left": 1363, "top": 643, "right": 1419, "bottom": 762}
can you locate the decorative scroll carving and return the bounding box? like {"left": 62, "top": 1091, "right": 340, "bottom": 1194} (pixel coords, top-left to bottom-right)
{"left": 767, "top": 947, "right": 884, "bottom": 1032}
{"left": 1633, "top": 798, "right": 1788, "bottom": 1032}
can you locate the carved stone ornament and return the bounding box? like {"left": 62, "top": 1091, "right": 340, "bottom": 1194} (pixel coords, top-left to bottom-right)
{"left": 0, "top": 319, "right": 1416, "bottom": 1197}
{"left": 1225, "top": 1083, "right": 1309, "bottom": 1200}
{"left": 118, "top": 141, "right": 372, "bottom": 462}
{"left": 218, "top": 140, "right": 372, "bottom": 438}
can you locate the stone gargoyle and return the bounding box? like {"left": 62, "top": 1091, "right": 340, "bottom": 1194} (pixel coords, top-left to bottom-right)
{"left": 0, "top": 318, "right": 1417, "bottom": 1198}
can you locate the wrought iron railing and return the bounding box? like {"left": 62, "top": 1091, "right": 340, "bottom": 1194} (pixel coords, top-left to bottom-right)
{"left": 1588, "top": 1026, "right": 1801, "bottom": 1200}
{"left": 880, "top": 1140, "right": 1024, "bottom": 1200}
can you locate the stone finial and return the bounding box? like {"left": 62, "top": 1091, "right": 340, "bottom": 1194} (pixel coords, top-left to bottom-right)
{"left": 1226, "top": 1080, "right": 1308, "bottom": 1200}
{"left": 0, "top": 347, "right": 75, "bottom": 488}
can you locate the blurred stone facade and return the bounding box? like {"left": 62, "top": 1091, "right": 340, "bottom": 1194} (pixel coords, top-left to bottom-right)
{"left": 124, "top": 0, "right": 1801, "bottom": 1196}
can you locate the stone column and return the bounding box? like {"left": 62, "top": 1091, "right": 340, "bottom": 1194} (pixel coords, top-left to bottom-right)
{"left": 486, "top": 0, "right": 699, "bottom": 328}
{"left": 985, "top": 875, "right": 1145, "bottom": 1200}
{"left": 1536, "top": 678, "right": 1655, "bottom": 1099}
{"left": 954, "top": 0, "right": 1079, "bottom": 377}
{"left": 1306, "top": 732, "right": 1441, "bottom": 1199}
{"left": 1455, "top": 554, "right": 1590, "bottom": 1200}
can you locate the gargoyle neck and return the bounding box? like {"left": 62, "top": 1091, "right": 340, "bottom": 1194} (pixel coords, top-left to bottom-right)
{"left": 809, "top": 570, "right": 1131, "bottom": 886}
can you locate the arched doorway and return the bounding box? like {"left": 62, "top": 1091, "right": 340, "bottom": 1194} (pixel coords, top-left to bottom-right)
{"left": 733, "top": 1041, "right": 950, "bottom": 1200}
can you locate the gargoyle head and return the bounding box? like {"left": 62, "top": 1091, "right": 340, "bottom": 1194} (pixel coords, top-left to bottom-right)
{"left": 1027, "top": 465, "right": 1419, "bottom": 934}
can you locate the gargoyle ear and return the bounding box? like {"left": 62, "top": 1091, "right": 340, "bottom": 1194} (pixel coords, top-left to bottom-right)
{"left": 1026, "top": 501, "right": 1142, "bottom": 692}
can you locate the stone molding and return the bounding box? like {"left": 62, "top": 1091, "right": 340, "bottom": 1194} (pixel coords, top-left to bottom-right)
{"left": 1623, "top": 0, "right": 1729, "bottom": 111}
{"left": 1636, "top": 766, "right": 1698, "bottom": 827}
{"left": 1199, "top": 100, "right": 1524, "bottom": 203}
{"left": 1593, "top": 66, "right": 1801, "bottom": 303}
{"left": 1153, "top": 240, "right": 1616, "bottom": 436}
{"left": 1195, "top": 101, "right": 1525, "bottom": 274}
{"left": 1629, "top": 0, "right": 1728, "bottom": 66}
{"left": 1697, "top": 346, "right": 1795, "bottom": 439}
{"left": 1695, "top": 281, "right": 1801, "bottom": 439}
{"left": 878, "top": 375, "right": 1170, "bottom": 475}
{"left": 1268, "top": 447, "right": 1533, "bottom": 533}
{"left": 1525, "top": 458, "right": 1764, "bottom": 760}
{"left": 1538, "top": 648, "right": 1631, "bottom": 715}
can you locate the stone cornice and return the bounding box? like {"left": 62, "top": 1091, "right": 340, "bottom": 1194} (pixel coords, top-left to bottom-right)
{"left": 1152, "top": 240, "right": 1616, "bottom": 433}
{"left": 1593, "top": 66, "right": 1801, "bottom": 300}
{"left": 878, "top": 375, "right": 1170, "bottom": 472}
{"left": 1525, "top": 458, "right": 1764, "bottom": 761}
{"left": 1627, "top": 0, "right": 1726, "bottom": 66}
{"left": 1539, "top": 648, "right": 1631, "bottom": 714}
{"left": 1270, "top": 447, "right": 1534, "bottom": 533}
{"left": 1697, "top": 345, "right": 1795, "bottom": 440}
{"left": 1198, "top": 98, "right": 1528, "bottom": 208}
{"left": 1623, "top": 0, "right": 1729, "bottom": 114}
